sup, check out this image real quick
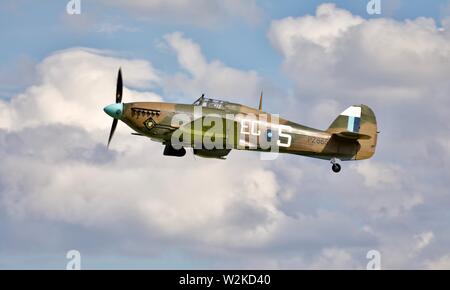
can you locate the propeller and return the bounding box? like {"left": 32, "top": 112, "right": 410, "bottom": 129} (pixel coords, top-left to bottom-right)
{"left": 107, "top": 118, "right": 118, "bottom": 148}
{"left": 106, "top": 68, "right": 123, "bottom": 148}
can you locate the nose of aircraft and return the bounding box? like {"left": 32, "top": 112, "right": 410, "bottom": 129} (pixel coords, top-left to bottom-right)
{"left": 104, "top": 103, "right": 123, "bottom": 118}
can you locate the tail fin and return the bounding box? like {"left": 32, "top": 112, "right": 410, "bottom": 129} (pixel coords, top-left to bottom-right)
{"left": 327, "top": 105, "right": 378, "bottom": 160}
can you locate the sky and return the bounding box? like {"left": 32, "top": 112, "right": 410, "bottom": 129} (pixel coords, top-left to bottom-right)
{"left": 1, "top": 0, "right": 450, "bottom": 269}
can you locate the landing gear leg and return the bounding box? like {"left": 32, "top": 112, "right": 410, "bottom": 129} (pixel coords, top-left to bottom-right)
{"left": 330, "top": 158, "right": 341, "bottom": 173}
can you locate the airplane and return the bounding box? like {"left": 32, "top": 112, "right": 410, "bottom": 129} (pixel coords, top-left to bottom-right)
{"left": 103, "top": 69, "right": 378, "bottom": 173}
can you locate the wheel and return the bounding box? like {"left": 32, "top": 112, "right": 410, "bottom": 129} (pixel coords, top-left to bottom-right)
{"left": 332, "top": 163, "right": 341, "bottom": 173}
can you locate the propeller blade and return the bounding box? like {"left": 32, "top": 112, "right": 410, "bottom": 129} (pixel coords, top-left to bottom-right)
{"left": 107, "top": 118, "right": 118, "bottom": 148}
{"left": 116, "top": 68, "right": 123, "bottom": 103}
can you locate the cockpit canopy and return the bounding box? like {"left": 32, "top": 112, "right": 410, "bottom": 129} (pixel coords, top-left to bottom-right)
{"left": 193, "top": 94, "right": 228, "bottom": 109}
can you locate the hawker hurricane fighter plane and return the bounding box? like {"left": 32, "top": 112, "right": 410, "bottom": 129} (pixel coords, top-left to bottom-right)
{"left": 104, "top": 69, "right": 378, "bottom": 173}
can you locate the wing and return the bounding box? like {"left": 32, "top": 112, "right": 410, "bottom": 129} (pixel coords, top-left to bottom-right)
{"left": 171, "top": 115, "right": 240, "bottom": 147}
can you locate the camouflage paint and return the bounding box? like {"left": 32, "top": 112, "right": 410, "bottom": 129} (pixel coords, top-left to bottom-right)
{"left": 114, "top": 99, "right": 377, "bottom": 161}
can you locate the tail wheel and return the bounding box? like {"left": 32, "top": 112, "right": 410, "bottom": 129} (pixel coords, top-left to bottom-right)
{"left": 332, "top": 163, "right": 341, "bottom": 173}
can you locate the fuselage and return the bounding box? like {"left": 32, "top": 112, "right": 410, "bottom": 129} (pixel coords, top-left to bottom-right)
{"left": 107, "top": 99, "right": 363, "bottom": 161}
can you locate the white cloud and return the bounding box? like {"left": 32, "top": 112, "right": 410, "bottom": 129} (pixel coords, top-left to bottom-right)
{"left": 414, "top": 231, "right": 434, "bottom": 252}
{"left": 266, "top": 4, "right": 450, "bottom": 224}
{"left": 309, "top": 248, "right": 359, "bottom": 269}
{"left": 426, "top": 254, "right": 450, "bottom": 270}
{"left": 268, "top": 4, "right": 363, "bottom": 56}
{"left": 0, "top": 128, "right": 284, "bottom": 248}
{"left": 0, "top": 55, "right": 36, "bottom": 98}
{"left": 346, "top": 161, "right": 424, "bottom": 218}
{"left": 268, "top": 3, "right": 450, "bottom": 107}
{"left": 162, "top": 32, "right": 263, "bottom": 103}
{"left": 0, "top": 48, "right": 161, "bottom": 131}
{"left": 353, "top": 161, "right": 402, "bottom": 189}
{"left": 0, "top": 44, "right": 288, "bottom": 262}
{"left": 262, "top": 4, "right": 450, "bottom": 269}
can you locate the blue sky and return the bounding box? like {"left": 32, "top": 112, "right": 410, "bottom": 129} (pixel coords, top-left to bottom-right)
{"left": 2, "top": 0, "right": 449, "bottom": 99}
{"left": 1, "top": 0, "right": 450, "bottom": 269}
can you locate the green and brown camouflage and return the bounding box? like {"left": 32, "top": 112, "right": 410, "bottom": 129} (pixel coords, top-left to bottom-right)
{"left": 104, "top": 70, "right": 378, "bottom": 172}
